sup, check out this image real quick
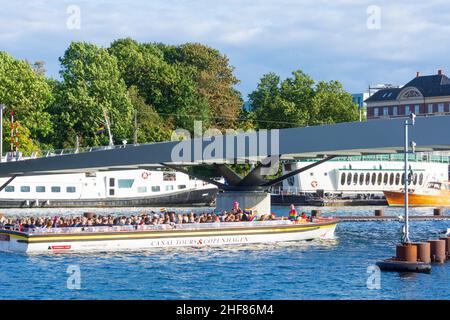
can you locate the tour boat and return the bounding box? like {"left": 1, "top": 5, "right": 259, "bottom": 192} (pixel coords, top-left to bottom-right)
{"left": 384, "top": 181, "right": 450, "bottom": 206}
{"left": 0, "top": 219, "right": 337, "bottom": 254}
{"left": 0, "top": 169, "right": 219, "bottom": 208}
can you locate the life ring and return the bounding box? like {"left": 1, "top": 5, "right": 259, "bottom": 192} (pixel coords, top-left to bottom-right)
{"left": 141, "top": 171, "right": 150, "bottom": 179}
{"left": 311, "top": 181, "right": 318, "bottom": 188}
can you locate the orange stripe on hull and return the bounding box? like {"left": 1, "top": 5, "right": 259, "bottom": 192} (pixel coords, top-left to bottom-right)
{"left": 384, "top": 191, "right": 450, "bottom": 207}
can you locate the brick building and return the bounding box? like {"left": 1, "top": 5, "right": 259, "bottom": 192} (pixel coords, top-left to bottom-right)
{"left": 365, "top": 70, "right": 450, "bottom": 120}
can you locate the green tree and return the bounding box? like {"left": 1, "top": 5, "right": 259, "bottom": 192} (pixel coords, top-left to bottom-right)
{"left": 310, "top": 80, "right": 359, "bottom": 125}
{"left": 249, "top": 69, "right": 358, "bottom": 129}
{"left": 54, "top": 42, "right": 134, "bottom": 147}
{"left": 160, "top": 43, "right": 242, "bottom": 129}
{"left": 0, "top": 51, "right": 54, "bottom": 148}
{"left": 128, "top": 86, "right": 171, "bottom": 143}
{"left": 109, "top": 38, "right": 210, "bottom": 131}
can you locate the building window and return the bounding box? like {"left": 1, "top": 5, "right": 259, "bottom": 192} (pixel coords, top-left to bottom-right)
{"left": 5, "top": 186, "right": 14, "bottom": 192}
{"left": 109, "top": 178, "right": 115, "bottom": 187}
{"left": 20, "top": 186, "right": 31, "bottom": 192}
{"left": 393, "top": 106, "right": 398, "bottom": 116}
{"left": 428, "top": 104, "right": 433, "bottom": 114}
{"left": 118, "top": 179, "right": 134, "bottom": 188}
{"left": 66, "top": 186, "right": 76, "bottom": 193}
{"left": 438, "top": 103, "right": 444, "bottom": 113}
{"left": 383, "top": 107, "right": 388, "bottom": 116}
{"left": 36, "top": 186, "right": 46, "bottom": 193}
{"left": 51, "top": 186, "right": 61, "bottom": 193}
{"left": 137, "top": 186, "right": 147, "bottom": 193}
{"left": 109, "top": 189, "right": 115, "bottom": 196}
{"left": 374, "top": 108, "right": 379, "bottom": 117}
{"left": 414, "top": 105, "right": 420, "bottom": 114}
{"left": 405, "top": 105, "right": 411, "bottom": 115}
{"left": 151, "top": 186, "right": 160, "bottom": 192}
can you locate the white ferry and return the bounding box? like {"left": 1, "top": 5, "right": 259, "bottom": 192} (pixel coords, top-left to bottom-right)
{"left": 0, "top": 169, "right": 219, "bottom": 208}
{"left": 272, "top": 154, "right": 449, "bottom": 201}
{"left": 0, "top": 219, "right": 337, "bottom": 254}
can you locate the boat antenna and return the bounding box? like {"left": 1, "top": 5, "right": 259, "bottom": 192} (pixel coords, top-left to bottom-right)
{"left": 402, "top": 113, "right": 416, "bottom": 243}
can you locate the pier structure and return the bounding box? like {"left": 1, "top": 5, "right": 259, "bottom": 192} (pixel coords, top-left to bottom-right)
{"left": 1, "top": 117, "right": 450, "bottom": 214}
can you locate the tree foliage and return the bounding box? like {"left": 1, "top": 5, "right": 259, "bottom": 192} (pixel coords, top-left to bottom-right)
{"left": 249, "top": 69, "right": 359, "bottom": 129}
{"left": 53, "top": 42, "right": 134, "bottom": 147}
{"left": 0, "top": 51, "right": 54, "bottom": 146}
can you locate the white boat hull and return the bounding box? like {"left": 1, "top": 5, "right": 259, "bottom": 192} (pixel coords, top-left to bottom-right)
{"left": 0, "top": 221, "right": 337, "bottom": 254}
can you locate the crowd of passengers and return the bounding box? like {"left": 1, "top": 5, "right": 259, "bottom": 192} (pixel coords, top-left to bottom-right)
{"left": 0, "top": 203, "right": 311, "bottom": 232}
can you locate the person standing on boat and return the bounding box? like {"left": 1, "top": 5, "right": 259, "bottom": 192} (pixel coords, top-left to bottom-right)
{"left": 232, "top": 201, "right": 243, "bottom": 214}
{"left": 288, "top": 204, "right": 298, "bottom": 221}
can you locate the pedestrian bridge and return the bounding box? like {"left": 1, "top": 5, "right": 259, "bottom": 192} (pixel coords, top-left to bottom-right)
{"left": 0, "top": 116, "right": 449, "bottom": 213}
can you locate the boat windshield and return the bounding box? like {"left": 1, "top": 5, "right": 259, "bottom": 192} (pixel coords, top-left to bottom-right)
{"left": 426, "top": 182, "right": 442, "bottom": 190}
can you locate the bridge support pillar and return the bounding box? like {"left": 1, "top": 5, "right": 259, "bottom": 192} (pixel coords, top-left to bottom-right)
{"left": 215, "top": 190, "right": 271, "bottom": 216}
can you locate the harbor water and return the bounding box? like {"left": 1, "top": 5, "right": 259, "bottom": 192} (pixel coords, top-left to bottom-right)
{"left": 0, "top": 206, "right": 449, "bottom": 300}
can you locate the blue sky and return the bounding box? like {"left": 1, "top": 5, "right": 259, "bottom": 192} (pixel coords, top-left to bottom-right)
{"left": 1, "top": 0, "right": 450, "bottom": 98}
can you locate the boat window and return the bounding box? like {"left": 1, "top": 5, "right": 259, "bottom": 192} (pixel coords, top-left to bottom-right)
{"left": 371, "top": 173, "right": 376, "bottom": 185}
{"left": 395, "top": 173, "right": 400, "bottom": 185}
{"left": 137, "top": 186, "right": 147, "bottom": 193}
{"left": 118, "top": 179, "right": 134, "bottom": 189}
{"left": 347, "top": 173, "right": 352, "bottom": 185}
{"left": 419, "top": 173, "right": 424, "bottom": 185}
{"left": 340, "top": 173, "right": 346, "bottom": 186}
{"left": 353, "top": 173, "right": 358, "bottom": 185}
{"left": 377, "top": 173, "right": 382, "bottom": 185}
{"left": 408, "top": 173, "right": 412, "bottom": 185}
{"left": 359, "top": 173, "right": 364, "bottom": 185}
{"left": 151, "top": 186, "right": 160, "bottom": 192}
{"left": 383, "top": 173, "right": 388, "bottom": 185}
{"left": 4, "top": 186, "right": 14, "bottom": 192}
{"left": 412, "top": 173, "right": 418, "bottom": 185}
{"left": 389, "top": 173, "right": 394, "bottom": 185}
{"left": 36, "top": 186, "right": 46, "bottom": 193}
{"left": 109, "top": 189, "right": 115, "bottom": 196}
{"left": 66, "top": 186, "right": 76, "bottom": 193}
{"left": 287, "top": 176, "right": 295, "bottom": 186}
{"left": 284, "top": 164, "right": 292, "bottom": 171}
{"left": 51, "top": 186, "right": 61, "bottom": 193}
{"left": 20, "top": 186, "right": 31, "bottom": 192}
{"left": 365, "top": 173, "right": 370, "bottom": 185}
{"left": 109, "top": 178, "right": 115, "bottom": 187}
{"left": 163, "top": 172, "right": 176, "bottom": 181}
{"left": 178, "top": 185, "right": 186, "bottom": 189}
{"left": 165, "top": 185, "right": 174, "bottom": 191}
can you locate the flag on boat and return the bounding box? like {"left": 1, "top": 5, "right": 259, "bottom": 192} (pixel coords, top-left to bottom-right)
{"left": 96, "top": 124, "right": 105, "bottom": 135}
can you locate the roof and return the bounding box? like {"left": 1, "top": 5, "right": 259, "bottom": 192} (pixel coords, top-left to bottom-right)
{"left": 365, "top": 74, "right": 450, "bottom": 103}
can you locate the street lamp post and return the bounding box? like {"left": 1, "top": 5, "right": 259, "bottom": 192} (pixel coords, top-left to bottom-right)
{"left": 402, "top": 113, "right": 416, "bottom": 244}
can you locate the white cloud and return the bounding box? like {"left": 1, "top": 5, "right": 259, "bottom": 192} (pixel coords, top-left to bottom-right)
{"left": 2, "top": 0, "right": 450, "bottom": 95}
